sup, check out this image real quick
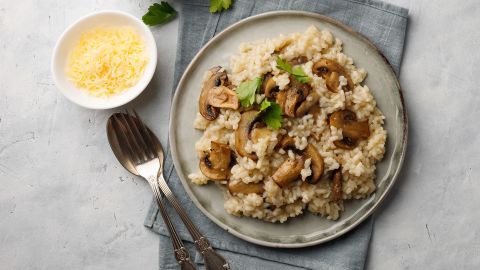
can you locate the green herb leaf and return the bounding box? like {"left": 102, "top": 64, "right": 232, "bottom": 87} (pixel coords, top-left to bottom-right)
{"left": 275, "top": 56, "right": 293, "bottom": 73}
{"left": 259, "top": 99, "right": 283, "bottom": 129}
{"left": 209, "top": 0, "right": 233, "bottom": 13}
{"left": 142, "top": 2, "right": 177, "bottom": 26}
{"left": 292, "top": 66, "right": 311, "bottom": 83}
{"left": 259, "top": 99, "right": 272, "bottom": 112}
{"left": 235, "top": 77, "right": 263, "bottom": 107}
{"left": 275, "top": 56, "right": 311, "bottom": 83}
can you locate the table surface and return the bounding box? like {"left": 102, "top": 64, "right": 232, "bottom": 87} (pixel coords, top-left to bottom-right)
{"left": 1, "top": 0, "right": 479, "bottom": 269}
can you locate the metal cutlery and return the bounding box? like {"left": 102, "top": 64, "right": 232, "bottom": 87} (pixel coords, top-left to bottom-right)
{"left": 107, "top": 110, "right": 229, "bottom": 270}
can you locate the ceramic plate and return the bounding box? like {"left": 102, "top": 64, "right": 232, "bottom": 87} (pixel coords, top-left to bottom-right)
{"left": 169, "top": 11, "right": 407, "bottom": 248}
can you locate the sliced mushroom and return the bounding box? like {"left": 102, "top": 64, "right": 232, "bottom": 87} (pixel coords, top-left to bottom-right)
{"left": 302, "top": 144, "right": 324, "bottom": 184}
{"left": 251, "top": 127, "right": 272, "bottom": 144}
{"left": 325, "top": 71, "right": 340, "bottom": 92}
{"left": 295, "top": 92, "right": 320, "bottom": 117}
{"left": 331, "top": 169, "right": 343, "bottom": 201}
{"left": 275, "top": 90, "right": 288, "bottom": 113}
{"left": 308, "top": 106, "right": 321, "bottom": 118}
{"left": 312, "top": 59, "right": 354, "bottom": 92}
{"left": 330, "top": 109, "right": 356, "bottom": 127}
{"left": 283, "top": 78, "right": 312, "bottom": 117}
{"left": 278, "top": 136, "right": 295, "bottom": 149}
{"left": 207, "top": 86, "right": 239, "bottom": 110}
{"left": 329, "top": 110, "right": 370, "bottom": 149}
{"left": 228, "top": 180, "right": 264, "bottom": 195}
{"left": 284, "top": 88, "right": 303, "bottom": 117}
{"left": 330, "top": 110, "right": 370, "bottom": 140}
{"left": 272, "top": 156, "right": 305, "bottom": 188}
{"left": 290, "top": 56, "right": 308, "bottom": 65}
{"left": 199, "top": 141, "right": 232, "bottom": 180}
{"left": 342, "top": 121, "right": 370, "bottom": 140}
{"left": 333, "top": 137, "right": 358, "bottom": 150}
{"left": 235, "top": 110, "right": 259, "bottom": 160}
{"left": 290, "top": 76, "right": 311, "bottom": 98}
{"left": 199, "top": 67, "right": 229, "bottom": 120}
{"left": 262, "top": 73, "right": 279, "bottom": 98}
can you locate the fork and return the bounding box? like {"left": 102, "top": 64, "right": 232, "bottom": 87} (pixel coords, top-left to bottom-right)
{"left": 112, "top": 113, "right": 197, "bottom": 270}
{"left": 114, "top": 110, "right": 230, "bottom": 270}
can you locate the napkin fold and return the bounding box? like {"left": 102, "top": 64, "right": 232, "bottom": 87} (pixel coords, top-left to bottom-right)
{"left": 145, "top": 0, "right": 408, "bottom": 269}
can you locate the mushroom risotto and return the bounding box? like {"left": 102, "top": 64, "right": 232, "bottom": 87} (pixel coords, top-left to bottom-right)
{"left": 188, "top": 26, "right": 386, "bottom": 223}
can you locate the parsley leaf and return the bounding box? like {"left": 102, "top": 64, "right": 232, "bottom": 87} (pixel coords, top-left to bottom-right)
{"left": 275, "top": 56, "right": 293, "bottom": 73}
{"left": 259, "top": 99, "right": 283, "bottom": 129}
{"left": 275, "top": 56, "right": 311, "bottom": 83}
{"left": 210, "top": 0, "right": 233, "bottom": 13}
{"left": 235, "top": 77, "right": 263, "bottom": 107}
{"left": 259, "top": 99, "right": 272, "bottom": 111}
{"left": 142, "top": 2, "right": 177, "bottom": 26}
{"left": 292, "top": 66, "right": 311, "bottom": 83}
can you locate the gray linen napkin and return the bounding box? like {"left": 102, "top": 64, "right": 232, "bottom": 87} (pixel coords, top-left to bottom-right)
{"left": 145, "top": 0, "right": 408, "bottom": 269}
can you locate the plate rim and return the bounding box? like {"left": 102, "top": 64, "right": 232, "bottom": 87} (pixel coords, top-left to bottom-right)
{"left": 169, "top": 10, "right": 408, "bottom": 248}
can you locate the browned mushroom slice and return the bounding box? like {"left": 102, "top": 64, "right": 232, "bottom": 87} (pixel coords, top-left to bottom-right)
{"left": 275, "top": 90, "right": 288, "bottom": 113}
{"left": 308, "top": 106, "right": 321, "bottom": 118}
{"left": 278, "top": 136, "right": 295, "bottom": 149}
{"left": 228, "top": 181, "right": 264, "bottom": 195}
{"left": 199, "top": 67, "right": 229, "bottom": 120}
{"left": 329, "top": 109, "right": 356, "bottom": 128}
{"left": 331, "top": 110, "right": 370, "bottom": 140}
{"left": 235, "top": 110, "right": 259, "bottom": 160}
{"left": 295, "top": 92, "right": 320, "bottom": 117}
{"left": 283, "top": 77, "right": 312, "bottom": 117}
{"left": 312, "top": 59, "right": 354, "bottom": 92}
{"left": 333, "top": 137, "right": 358, "bottom": 150}
{"left": 199, "top": 141, "right": 232, "bottom": 180}
{"left": 289, "top": 56, "right": 309, "bottom": 65}
{"left": 329, "top": 110, "right": 370, "bottom": 149}
{"left": 209, "top": 142, "right": 232, "bottom": 169}
{"left": 251, "top": 127, "right": 273, "bottom": 144}
{"left": 325, "top": 71, "right": 340, "bottom": 92}
{"left": 272, "top": 156, "right": 305, "bottom": 188}
{"left": 290, "top": 76, "right": 311, "bottom": 98}
{"left": 331, "top": 169, "right": 343, "bottom": 201}
{"left": 207, "top": 86, "right": 239, "bottom": 110}
{"left": 303, "top": 144, "right": 324, "bottom": 184}
{"left": 342, "top": 120, "right": 370, "bottom": 140}
{"left": 284, "top": 88, "right": 302, "bottom": 117}
{"left": 261, "top": 73, "right": 279, "bottom": 99}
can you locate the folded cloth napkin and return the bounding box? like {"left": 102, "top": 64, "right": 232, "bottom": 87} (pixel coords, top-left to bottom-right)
{"left": 145, "top": 0, "right": 408, "bottom": 269}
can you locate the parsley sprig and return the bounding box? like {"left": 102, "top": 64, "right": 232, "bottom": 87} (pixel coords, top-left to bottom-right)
{"left": 142, "top": 2, "right": 177, "bottom": 26}
{"left": 143, "top": 1, "right": 233, "bottom": 27}
{"left": 275, "top": 56, "right": 311, "bottom": 83}
{"left": 235, "top": 77, "right": 263, "bottom": 107}
{"left": 259, "top": 99, "right": 283, "bottom": 129}
{"left": 210, "top": 0, "right": 233, "bottom": 13}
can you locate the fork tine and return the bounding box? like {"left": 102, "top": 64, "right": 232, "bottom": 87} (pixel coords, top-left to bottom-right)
{"left": 124, "top": 109, "right": 154, "bottom": 160}
{"left": 111, "top": 113, "right": 139, "bottom": 164}
{"left": 132, "top": 109, "right": 157, "bottom": 159}
{"left": 119, "top": 112, "right": 147, "bottom": 163}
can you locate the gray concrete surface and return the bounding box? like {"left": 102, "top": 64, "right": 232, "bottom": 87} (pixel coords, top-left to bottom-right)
{"left": 1, "top": 0, "right": 479, "bottom": 269}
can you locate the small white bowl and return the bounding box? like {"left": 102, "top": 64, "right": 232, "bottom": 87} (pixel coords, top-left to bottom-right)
{"left": 51, "top": 10, "right": 157, "bottom": 109}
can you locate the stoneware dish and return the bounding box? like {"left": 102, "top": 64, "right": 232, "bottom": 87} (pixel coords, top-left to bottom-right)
{"left": 170, "top": 11, "right": 407, "bottom": 248}
{"left": 51, "top": 10, "right": 157, "bottom": 110}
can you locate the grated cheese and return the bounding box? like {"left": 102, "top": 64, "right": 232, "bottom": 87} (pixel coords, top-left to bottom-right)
{"left": 67, "top": 26, "right": 148, "bottom": 97}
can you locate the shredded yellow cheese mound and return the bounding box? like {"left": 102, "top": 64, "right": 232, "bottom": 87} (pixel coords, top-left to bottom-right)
{"left": 67, "top": 26, "right": 148, "bottom": 97}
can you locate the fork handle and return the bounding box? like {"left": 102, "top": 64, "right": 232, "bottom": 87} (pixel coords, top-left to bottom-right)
{"left": 147, "top": 176, "right": 198, "bottom": 270}
{"left": 156, "top": 174, "right": 230, "bottom": 270}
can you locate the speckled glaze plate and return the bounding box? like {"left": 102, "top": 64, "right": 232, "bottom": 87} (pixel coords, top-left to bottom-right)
{"left": 169, "top": 11, "right": 407, "bottom": 248}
